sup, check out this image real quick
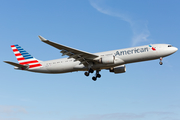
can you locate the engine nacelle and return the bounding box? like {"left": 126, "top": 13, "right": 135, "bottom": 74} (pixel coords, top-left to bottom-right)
{"left": 109, "top": 65, "right": 126, "bottom": 74}
{"left": 99, "top": 55, "right": 114, "bottom": 64}
{"left": 99, "top": 55, "right": 125, "bottom": 64}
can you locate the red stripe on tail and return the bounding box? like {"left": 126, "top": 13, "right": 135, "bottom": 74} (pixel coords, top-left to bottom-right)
{"left": 29, "top": 63, "right": 42, "bottom": 68}
{"left": 15, "top": 53, "right": 22, "bottom": 56}
{"left": 17, "top": 58, "right": 25, "bottom": 61}
{"left": 19, "top": 60, "right": 39, "bottom": 65}
{"left": 13, "top": 49, "right": 19, "bottom": 52}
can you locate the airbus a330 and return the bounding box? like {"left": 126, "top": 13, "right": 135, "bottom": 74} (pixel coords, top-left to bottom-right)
{"left": 4, "top": 36, "right": 178, "bottom": 81}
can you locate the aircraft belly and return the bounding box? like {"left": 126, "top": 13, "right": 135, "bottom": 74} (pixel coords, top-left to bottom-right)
{"left": 28, "top": 67, "right": 50, "bottom": 73}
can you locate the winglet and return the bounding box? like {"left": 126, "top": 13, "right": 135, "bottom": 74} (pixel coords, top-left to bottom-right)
{"left": 38, "top": 35, "right": 47, "bottom": 42}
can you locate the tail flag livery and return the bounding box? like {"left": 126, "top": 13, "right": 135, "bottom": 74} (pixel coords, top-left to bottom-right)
{"left": 11, "top": 44, "right": 42, "bottom": 69}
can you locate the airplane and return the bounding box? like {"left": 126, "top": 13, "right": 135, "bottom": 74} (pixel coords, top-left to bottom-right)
{"left": 4, "top": 36, "right": 178, "bottom": 81}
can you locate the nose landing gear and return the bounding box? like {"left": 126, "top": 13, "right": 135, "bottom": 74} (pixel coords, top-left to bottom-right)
{"left": 159, "top": 57, "right": 163, "bottom": 65}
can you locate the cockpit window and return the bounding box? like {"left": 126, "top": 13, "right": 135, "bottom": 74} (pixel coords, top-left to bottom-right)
{"left": 168, "top": 45, "right": 172, "bottom": 47}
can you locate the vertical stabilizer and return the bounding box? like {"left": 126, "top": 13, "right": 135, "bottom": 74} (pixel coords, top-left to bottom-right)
{"left": 11, "top": 44, "right": 42, "bottom": 69}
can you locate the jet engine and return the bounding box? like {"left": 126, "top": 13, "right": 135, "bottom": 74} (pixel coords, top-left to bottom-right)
{"left": 99, "top": 55, "right": 125, "bottom": 64}
{"left": 109, "top": 65, "right": 126, "bottom": 74}
{"left": 99, "top": 55, "right": 114, "bottom": 64}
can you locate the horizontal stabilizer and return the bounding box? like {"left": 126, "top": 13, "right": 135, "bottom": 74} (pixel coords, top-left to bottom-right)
{"left": 4, "top": 61, "right": 29, "bottom": 69}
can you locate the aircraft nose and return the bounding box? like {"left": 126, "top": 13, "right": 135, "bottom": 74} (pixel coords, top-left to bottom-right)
{"left": 173, "top": 47, "right": 178, "bottom": 52}
{"left": 171, "top": 46, "right": 178, "bottom": 54}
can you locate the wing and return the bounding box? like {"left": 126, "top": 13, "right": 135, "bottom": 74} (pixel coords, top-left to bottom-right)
{"left": 38, "top": 36, "right": 99, "bottom": 64}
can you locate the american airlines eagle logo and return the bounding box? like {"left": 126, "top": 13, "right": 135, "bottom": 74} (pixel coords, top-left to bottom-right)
{"left": 149, "top": 45, "right": 156, "bottom": 51}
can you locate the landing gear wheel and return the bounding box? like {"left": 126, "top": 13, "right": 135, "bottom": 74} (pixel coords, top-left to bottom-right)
{"left": 92, "top": 76, "right": 97, "bottom": 81}
{"left": 89, "top": 68, "right": 94, "bottom": 73}
{"left": 96, "top": 74, "right": 101, "bottom": 78}
{"left": 159, "top": 61, "right": 163, "bottom": 65}
{"left": 84, "top": 72, "right": 89, "bottom": 76}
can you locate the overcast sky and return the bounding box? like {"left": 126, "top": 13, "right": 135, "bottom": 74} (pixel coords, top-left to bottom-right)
{"left": 0, "top": 0, "right": 180, "bottom": 120}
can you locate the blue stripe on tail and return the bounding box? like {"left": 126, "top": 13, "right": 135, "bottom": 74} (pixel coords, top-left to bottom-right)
{"left": 14, "top": 44, "right": 34, "bottom": 60}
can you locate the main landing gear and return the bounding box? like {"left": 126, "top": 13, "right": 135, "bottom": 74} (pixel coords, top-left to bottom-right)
{"left": 159, "top": 57, "right": 163, "bottom": 65}
{"left": 84, "top": 68, "right": 94, "bottom": 77}
{"left": 92, "top": 70, "right": 101, "bottom": 81}
{"left": 84, "top": 69, "right": 101, "bottom": 81}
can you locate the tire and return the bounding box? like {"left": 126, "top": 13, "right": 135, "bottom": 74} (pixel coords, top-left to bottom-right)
{"left": 92, "top": 77, "right": 97, "bottom": 81}
{"left": 97, "top": 74, "right": 101, "bottom": 78}
{"left": 89, "top": 68, "right": 94, "bottom": 73}
{"left": 84, "top": 72, "right": 89, "bottom": 76}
